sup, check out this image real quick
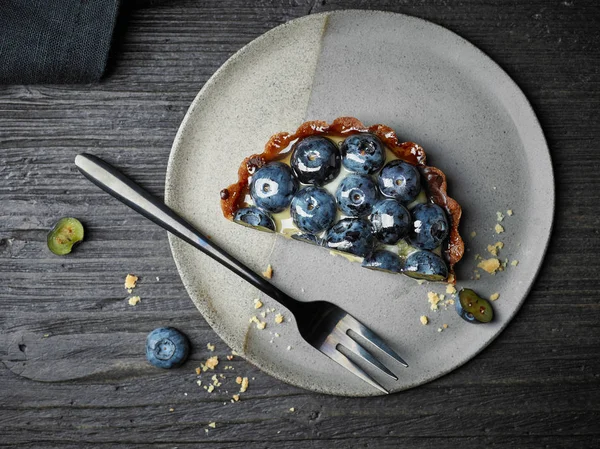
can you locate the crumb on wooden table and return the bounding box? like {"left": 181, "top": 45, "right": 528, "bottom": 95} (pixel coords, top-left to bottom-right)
{"left": 205, "top": 356, "right": 219, "bottom": 370}
{"left": 477, "top": 258, "right": 501, "bottom": 274}
{"left": 262, "top": 264, "right": 273, "bottom": 279}
{"left": 240, "top": 377, "right": 249, "bottom": 393}
{"left": 235, "top": 376, "right": 242, "bottom": 384}
{"left": 208, "top": 422, "right": 216, "bottom": 428}
{"left": 128, "top": 296, "right": 141, "bottom": 306}
{"left": 207, "top": 343, "right": 215, "bottom": 352}
{"left": 289, "top": 407, "right": 295, "bottom": 412}
{"left": 470, "top": 231, "right": 477, "bottom": 238}
{"left": 232, "top": 394, "right": 240, "bottom": 402}
{"left": 124, "top": 274, "right": 138, "bottom": 292}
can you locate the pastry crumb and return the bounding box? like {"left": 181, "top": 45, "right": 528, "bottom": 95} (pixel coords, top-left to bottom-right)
{"left": 208, "top": 422, "right": 216, "bottom": 428}
{"left": 254, "top": 298, "right": 263, "bottom": 309}
{"left": 207, "top": 384, "right": 215, "bottom": 393}
{"left": 496, "top": 211, "right": 505, "bottom": 222}
{"left": 437, "top": 328, "right": 443, "bottom": 332}
{"left": 262, "top": 264, "right": 273, "bottom": 279}
{"left": 470, "top": 231, "right": 477, "bottom": 238}
{"left": 507, "top": 209, "right": 513, "bottom": 216}
{"left": 240, "top": 377, "right": 249, "bottom": 393}
{"left": 477, "top": 258, "right": 501, "bottom": 274}
{"left": 169, "top": 408, "right": 174, "bottom": 412}
{"left": 427, "top": 292, "right": 441, "bottom": 311}
{"left": 420, "top": 315, "right": 429, "bottom": 325}
{"left": 275, "top": 313, "right": 284, "bottom": 324}
{"left": 205, "top": 356, "right": 219, "bottom": 370}
{"left": 232, "top": 394, "right": 240, "bottom": 402}
{"left": 495, "top": 223, "right": 505, "bottom": 234}
{"left": 227, "top": 355, "right": 234, "bottom": 361}
{"left": 195, "top": 367, "right": 202, "bottom": 375}
{"left": 196, "top": 380, "right": 202, "bottom": 386}
{"left": 128, "top": 296, "right": 141, "bottom": 306}
{"left": 289, "top": 407, "right": 295, "bottom": 412}
{"left": 511, "top": 260, "right": 519, "bottom": 266}
{"left": 287, "top": 345, "right": 292, "bottom": 351}
{"left": 235, "top": 376, "right": 242, "bottom": 385}
{"left": 124, "top": 274, "right": 138, "bottom": 291}
{"left": 490, "top": 292, "right": 500, "bottom": 301}
{"left": 446, "top": 284, "right": 457, "bottom": 295}
{"left": 443, "top": 324, "right": 448, "bottom": 329}
{"left": 207, "top": 343, "right": 215, "bottom": 352}
{"left": 487, "top": 241, "right": 504, "bottom": 256}
{"left": 250, "top": 315, "right": 267, "bottom": 329}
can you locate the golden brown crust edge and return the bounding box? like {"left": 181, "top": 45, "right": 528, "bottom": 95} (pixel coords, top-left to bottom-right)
{"left": 220, "top": 116, "right": 464, "bottom": 281}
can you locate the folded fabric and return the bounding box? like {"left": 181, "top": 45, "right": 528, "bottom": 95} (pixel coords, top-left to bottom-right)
{"left": 0, "top": 0, "right": 120, "bottom": 84}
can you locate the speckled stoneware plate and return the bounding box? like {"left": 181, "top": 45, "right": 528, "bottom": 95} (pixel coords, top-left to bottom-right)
{"left": 165, "top": 10, "right": 553, "bottom": 396}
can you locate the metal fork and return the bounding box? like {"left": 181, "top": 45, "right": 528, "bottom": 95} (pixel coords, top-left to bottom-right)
{"left": 75, "top": 153, "right": 408, "bottom": 394}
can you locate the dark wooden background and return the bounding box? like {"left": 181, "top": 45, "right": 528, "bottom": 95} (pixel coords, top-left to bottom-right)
{"left": 1, "top": 1, "right": 599, "bottom": 447}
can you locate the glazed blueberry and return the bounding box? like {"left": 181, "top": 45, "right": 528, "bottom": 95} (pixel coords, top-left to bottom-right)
{"left": 369, "top": 199, "right": 411, "bottom": 244}
{"left": 335, "top": 174, "right": 378, "bottom": 217}
{"left": 290, "top": 186, "right": 337, "bottom": 234}
{"left": 402, "top": 250, "right": 448, "bottom": 281}
{"left": 456, "top": 288, "right": 494, "bottom": 323}
{"left": 292, "top": 233, "right": 323, "bottom": 246}
{"left": 409, "top": 203, "right": 449, "bottom": 250}
{"left": 250, "top": 162, "right": 298, "bottom": 213}
{"left": 378, "top": 160, "right": 421, "bottom": 202}
{"left": 146, "top": 327, "right": 190, "bottom": 369}
{"left": 290, "top": 136, "right": 341, "bottom": 185}
{"left": 324, "top": 218, "right": 375, "bottom": 257}
{"left": 362, "top": 250, "right": 402, "bottom": 274}
{"left": 233, "top": 206, "right": 275, "bottom": 232}
{"left": 340, "top": 134, "right": 386, "bottom": 174}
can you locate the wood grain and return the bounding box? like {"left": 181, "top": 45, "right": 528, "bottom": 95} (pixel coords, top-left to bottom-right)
{"left": 1, "top": 0, "right": 599, "bottom": 447}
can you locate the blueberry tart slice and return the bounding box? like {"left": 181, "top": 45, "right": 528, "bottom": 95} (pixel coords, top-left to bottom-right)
{"left": 220, "top": 117, "right": 464, "bottom": 283}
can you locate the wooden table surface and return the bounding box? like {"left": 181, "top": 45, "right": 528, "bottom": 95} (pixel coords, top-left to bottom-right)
{"left": 1, "top": 1, "right": 599, "bottom": 447}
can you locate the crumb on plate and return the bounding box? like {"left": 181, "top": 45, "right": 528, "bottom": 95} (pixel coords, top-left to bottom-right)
{"left": 275, "top": 313, "right": 284, "bottom": 324}
{"left": 490, "top": 292, "right": 500, "bottom": 301}
{"left": 262, "top": 264, "right": 273, "bottom": 279}
{"left": 420, "top": 315, "right": 429, "bottom": 325}
{"left": 511, "top": 260, "right": 519, "bottom": 266}
{"left": 487, "top": 241, "right": 504, "bottom": 256}
{"left": 477, "top": 258, "right": 501, "bottom": 274}
{"left": 254, "top": 298, "right": 263, "bottom": 309}
{"left": 427, "top": 292, "right": 442, "bottom": 311}
{"left": 446, "top": 284, "right": 457, "bottom": 295}
{"left": 495, "top": 223, "right": 505, "bottom": 234}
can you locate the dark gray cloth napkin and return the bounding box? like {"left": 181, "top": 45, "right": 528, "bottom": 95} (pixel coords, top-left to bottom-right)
{"left": 0, "top": 0, "right": 120, "bottom": 84}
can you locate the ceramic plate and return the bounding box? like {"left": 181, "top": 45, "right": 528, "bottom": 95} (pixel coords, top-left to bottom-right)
{"left": 165, "top": 10, "right": 553, "bottom": 396}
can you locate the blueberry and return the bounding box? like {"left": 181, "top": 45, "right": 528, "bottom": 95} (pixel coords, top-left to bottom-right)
{"left": 233, "top": 206, "right": 275, "bottom": 232}
{"left": 409, "top": 203, "right": 449, "bottom": 250}
{"left": 335, "top": 174, "right": 378, "bottom": 217}
{"left": 146, "top": 327, "right": 190, "bottom": 369}
{"left": 340, "top": 134, "right": 386, "bottom": 174}
{"left": 250, "top": 162, "right": 298, "bottom": 213}
{"left": 290, "top": 136, "right": 341, "bottom": 185}
{"left": 362, "top": 250, "right": 402, "bottom": 273}
{"left": 369, "top": 199, "right": 411, "bottom": 244}
{"left": 292, "top": 233, "right": 323, "bottom": 246}
{"left": 456, "top": 288, "right": 494, "bottom": 323}
{"left": 378, "top": 160, "right": 421, "bottom": 202}
{"left": 402, "top": 250, "right": 448, "bottom": 281}
{"left": 291, "top": 186, "right": 337, "bottom": 234}
{"left": 324, "top": 218, "right": 375, "bottom": 257}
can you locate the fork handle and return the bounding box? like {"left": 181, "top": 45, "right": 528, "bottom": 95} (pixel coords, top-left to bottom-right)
{"left": 75, "top": 153, "right": 297, "bottom": 310}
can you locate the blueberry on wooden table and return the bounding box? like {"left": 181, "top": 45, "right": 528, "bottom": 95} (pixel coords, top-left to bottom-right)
{"left": 378, "top": 160, "right": 421, "bottom": 203}
{"left": 146, "top": 327, "right": 190, "bottom": 369}
{"left": 324, "top": 217, "right": 375, "bottom": 257}
{"left": 362, "top": 249, "right": 402, "bottom": 273}
{"left": 369, "top": 198, "right": 411, "bottom": 244}
{"left": 250, "top": 162, "right": 298, "bottom": 213}
{"left": 335, "top": 174, "right": 379, "bottom": 217}
{"left": 409, "top": 203, "right": 449, "bottom": 250}
{"left": 402, "top": 250, "right": 448, "bottom": 282}
{"left": 290, "top": 136, "right": 341, "bottom": 185}
{"left": 456, "top": 288, "right": 494, "bottom": 323}
{"left": 290, "top": 186, "right": 337, "bottom": 234}
{"left": 233, "top": 206, "right": 276, "bottom": 232}
{"left": 47, "top": 217, "right": 84, "bottom": 255}
{"left": 340, "top": 133, "right": 386, "bottom": 174}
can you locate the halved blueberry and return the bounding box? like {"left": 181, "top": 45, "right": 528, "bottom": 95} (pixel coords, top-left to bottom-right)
{"left": 250, "top": 162, "right": 298, "bottom": 213}
{"left": 290, "top": 136, "right": 341, "bottom": 185}
{"left": 340, "top": 134, "right": 386, "bottom": 174}
{"left": 362, "top": 250, "right": 402, "bottom": 273}
{"left": 409, "top": 203, "right": 449, "bottom": 250}
{"left": 290, "top": 186, "right": 337, "bottom": 234}
{"left": 378, "top": 160, "right": 421, "bottom": 203}
{"left": 369, "top": 199, "right": 411, "bottom": 244}
{"left": 233, "top": 206, "right": 275, "bottom": 232}
{"left": 402, "top": 250, "right": 448, "bottom": 281}
{"left": 146, "top": 327, "right": 190, "bottom": 369}
{"left": 335, "top": 174, "right": 378, "bottom": 217}
{"left": 456, "top": 288, "right": 494, "bottom": 323}
{"left": 324, "top": 218, "right": 375, "bottom": 257}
